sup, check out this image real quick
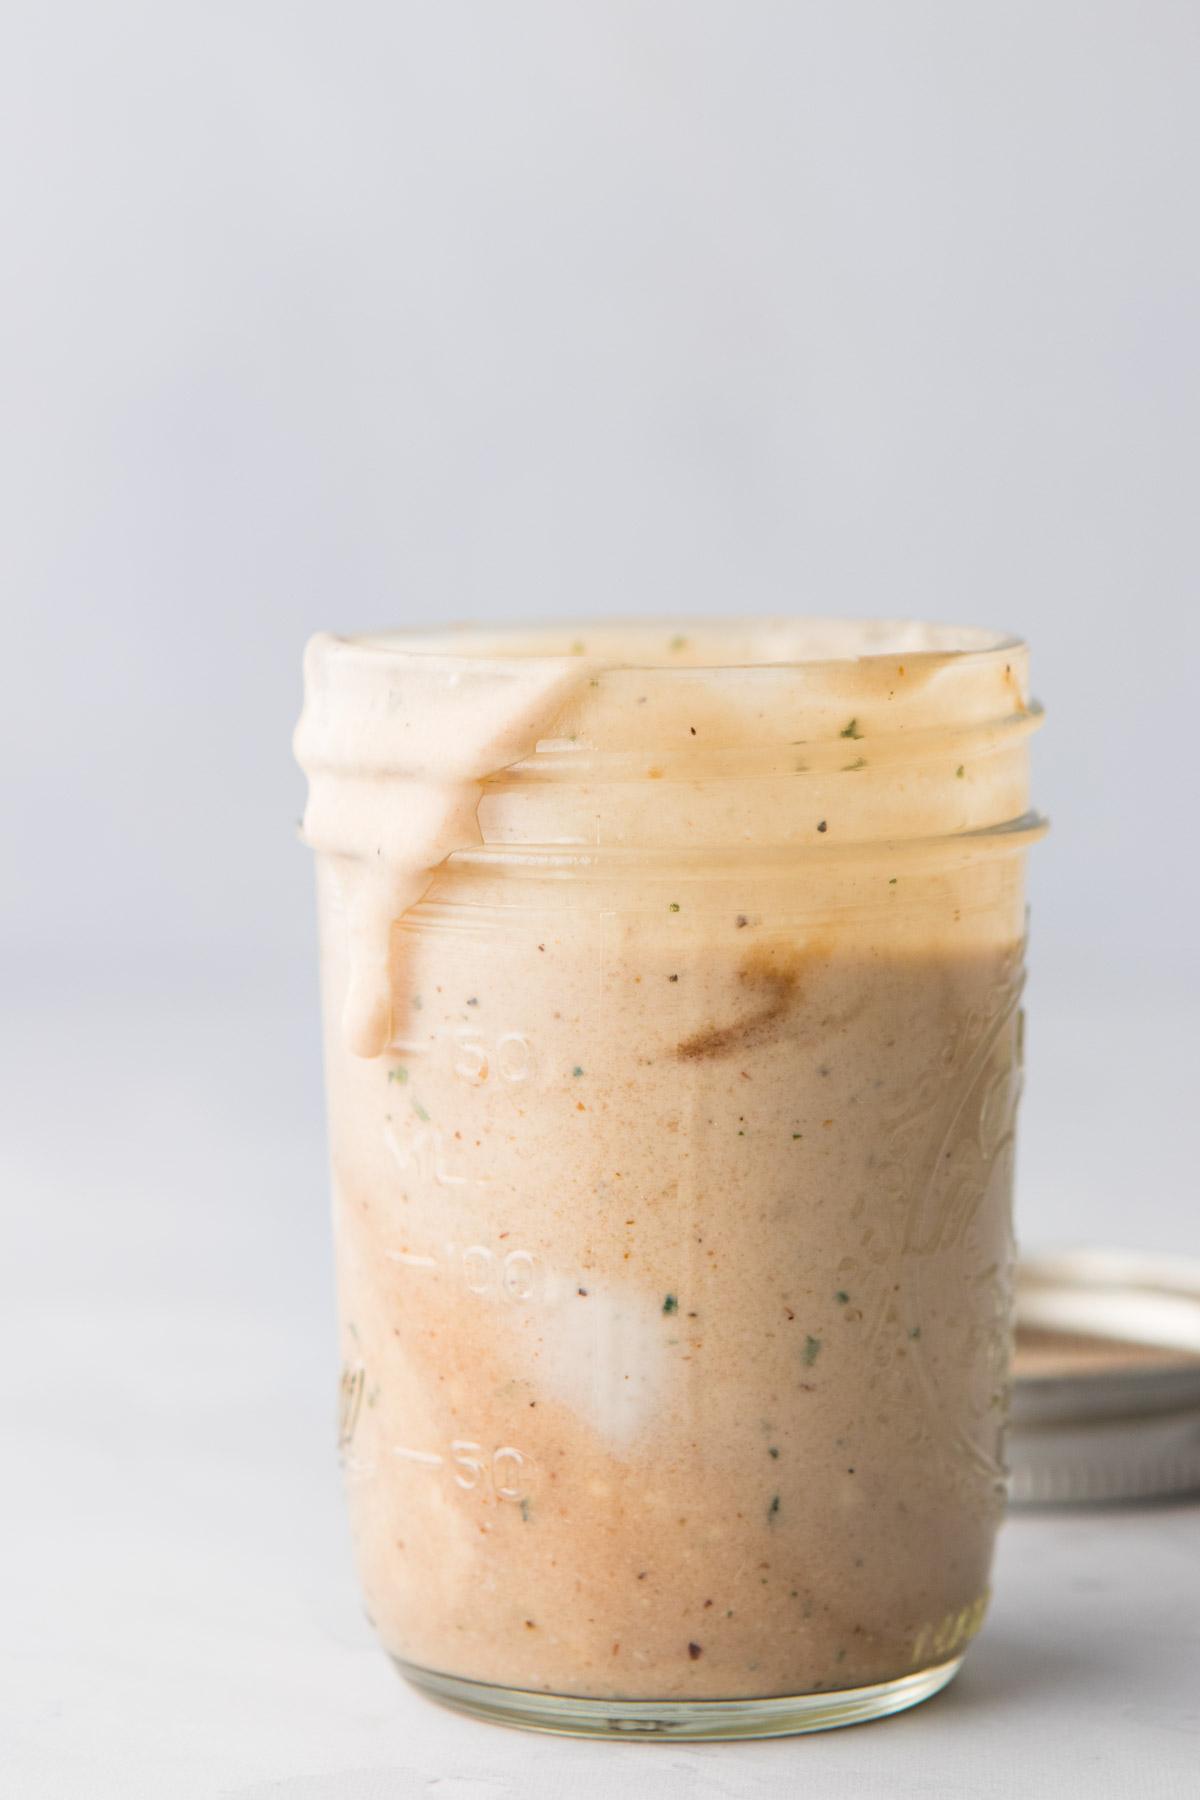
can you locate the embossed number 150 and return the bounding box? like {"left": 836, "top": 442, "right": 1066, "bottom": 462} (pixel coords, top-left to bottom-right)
{"left": 451, "top": 1441, "right": 528, "bottom": 1502}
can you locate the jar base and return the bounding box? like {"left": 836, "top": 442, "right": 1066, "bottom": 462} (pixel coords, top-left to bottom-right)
{"left": 395, "top": 1654, "right": 964, "bottom": 1740}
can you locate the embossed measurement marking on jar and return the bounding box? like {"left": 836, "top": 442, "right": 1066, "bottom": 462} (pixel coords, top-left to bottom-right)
{"left": 445, "top": 1026, "right": 536, "bottom": 1086}
{"left": 389, "top": 1440, "right": 531, "bottom": 1502}
{"left": 384, "top": 1240, "right": 539, "bottom": 1301}
{"left": 910, "top": 1592, "right": 989, "bottom": 1665}
{"left": 384, "top": 1119, "right": 474, "bottom": 1188}
{"left": 390, "top": 1446, "right": 444, "bottom": 1468}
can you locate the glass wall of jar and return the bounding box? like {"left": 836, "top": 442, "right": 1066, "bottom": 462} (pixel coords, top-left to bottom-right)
{"left": 295, "top": 620, "right": 1045, "bottom": 1738}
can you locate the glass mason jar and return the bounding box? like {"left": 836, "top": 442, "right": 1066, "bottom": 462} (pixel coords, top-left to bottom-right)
{"left": 294, "top": 620, "right": 1045, "bottom": 1739}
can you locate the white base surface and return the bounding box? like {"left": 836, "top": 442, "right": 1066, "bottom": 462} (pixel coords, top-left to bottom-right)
{"left": 3, "top": 965, "right": 1198, "bottom": 1799}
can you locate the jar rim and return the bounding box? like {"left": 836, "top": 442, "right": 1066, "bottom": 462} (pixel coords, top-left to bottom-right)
{"left": 326, "top": 617, "right": 1024, "bottom": 675}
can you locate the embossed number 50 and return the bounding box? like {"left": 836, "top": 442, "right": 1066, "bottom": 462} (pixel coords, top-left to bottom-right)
{"left": 451, "top": 1027, "right": 535, "bottom": 1086}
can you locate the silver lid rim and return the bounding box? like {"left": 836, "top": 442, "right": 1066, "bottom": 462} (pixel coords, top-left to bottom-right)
{"left": 1010, "top": 1248, "right": 1200, "bottom": 1507}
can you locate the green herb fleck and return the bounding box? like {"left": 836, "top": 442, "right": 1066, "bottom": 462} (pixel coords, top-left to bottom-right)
{"left": 792, "top": 1132, "right": 802, "bottom": 1140}
{"left": 803, "top": 1335, "right": 822, "bottom": 1367}
{"left": 842, "top": 757, "right": 867, "bottom": 772}
{"left": 412, "top": 1099, "right": 431, "bottom": 1123}
{"left": 668, "top": 901, "right": 681, "bottom": 912}
{"left": 519, "top": 1497, "right": 532, "bottom": 1523}
{"left": 670, "top": 634, "right": 688, "bottom": 651}
{"left": 572, "top": 1066, "right": 584, "bottom": 1078}
{"left": 662, "top": 1294, "right": 678, "bottom": 1315}
{"left": 888, "top": 877, "right": 898, "bottom": 886}
{"left": 839, "top": 718, "right": 863, "bottom": 739}
{"left": 768, "top": 1494, "right": 781, "bottom": 1521}
{"left": 909, "top": 1325, "right": 921, "bottom": 1340}
{"left": 835, "top": 1290, "right": 850, "bottom": 1305}
{"left": 387, "top": 1066, "right": 409, "bottom": 1084}
{"left": 768, "top": 1445, "right": 780, "bottom": 1459}
{"left": 955, "top": 764, "right": 965, "bottom": 779}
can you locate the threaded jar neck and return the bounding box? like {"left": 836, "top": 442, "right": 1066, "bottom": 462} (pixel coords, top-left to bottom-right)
{"left": 295, "top": 620, "right": 1044, "bottom": 1057}
{"left": 297, "top": 619, "right": 1042, "bottom": 859}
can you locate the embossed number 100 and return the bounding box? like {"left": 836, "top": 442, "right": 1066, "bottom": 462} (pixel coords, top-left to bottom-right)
{"left": 460, "top": 1245, "right": 537, "bottom": 1301}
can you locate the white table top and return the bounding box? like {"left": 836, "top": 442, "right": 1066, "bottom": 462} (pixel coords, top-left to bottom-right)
{"left": 5, "top": 969, "right": 1198, "bottom": 1799}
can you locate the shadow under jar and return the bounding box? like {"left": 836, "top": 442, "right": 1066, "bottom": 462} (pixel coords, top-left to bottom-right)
{"left": 294, "top": 619, "right": 1045, "bottom": 1739}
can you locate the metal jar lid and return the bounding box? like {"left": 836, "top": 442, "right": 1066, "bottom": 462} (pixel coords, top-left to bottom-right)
{"left": 1009, "top": 1249, "right": 1200, "bottom": 1505}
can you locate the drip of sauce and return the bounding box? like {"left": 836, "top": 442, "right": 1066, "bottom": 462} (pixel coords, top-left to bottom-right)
{"left": 295, "top": 634, "right": 585, "bottom": 1056}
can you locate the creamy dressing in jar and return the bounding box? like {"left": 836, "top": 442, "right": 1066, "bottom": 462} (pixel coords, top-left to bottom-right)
{"left": 296, "top": 619, "right": 1044, "bottom": 1736}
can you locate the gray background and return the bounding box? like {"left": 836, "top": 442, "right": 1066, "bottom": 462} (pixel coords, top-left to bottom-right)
{"left": 3, "top": 4, "right": 1197, "bottom": 1796}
